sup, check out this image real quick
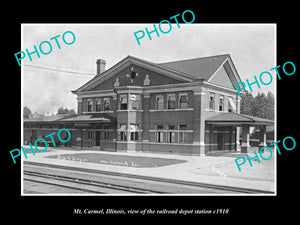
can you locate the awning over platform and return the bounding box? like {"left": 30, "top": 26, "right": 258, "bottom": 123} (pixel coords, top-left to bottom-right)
{"left": 61, "top": 115, "right": 111, "bottom": 123}
{"left": 24, "top": 114, "right": 76, "bottom": 123}
{"left": 24, "top": 114, "right": 112, "bottom": 124}
{"left": 206, "top": 112, "right": 274, "bottom": 126}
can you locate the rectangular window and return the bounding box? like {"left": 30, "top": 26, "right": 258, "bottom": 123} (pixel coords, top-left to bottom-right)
{"left": 209, "top": 93, "right": 215, "bottom": 110}
{"left": 87, "top": 131, "right": 94, "bottom": 139}
{"left": 104, "top": 131, "right": 110, "bottom": 140}
{"left": 119, "top": 94, "right": 128, "bottom": 110}
{"left": 119, "top": 132, "right": 126, "bottom": 141}
{"left": 119, "top": 124, "right": 127, "bottom": 141}
{"left": 156, "top": 95, "right": 164, "bottom": 110}
{"left": 130, "top": 132, "right": 139, "bottom": 141}
{"left": 179, "top": 124, "right": 187, "bottom": 143}
{"left": 219, "top": 95, "right": 224, "bottom": 111}
{"left": 167, "top": 125, "right": 176, "bottom": 143}
{"left": 155, "top": 124, "right": 164, "bottom": 143}
{"left": 103, "top": 98, "right": 110, "bottom": 111}
{"left": 130, "top": 94, "right": 141, "bottom": 110}
{"left": 179, "top": 93, "right": 188, "bottom": 109}
{"left": 228, "top": 97, "right": 236, "bottom": 112}
{"left": 167, "top": 94, "right": 176, "bottom": 109}
{"left": 129, "top": 124, "right": 139, "bottom": 141}
{"left": 87, "top": 99, "right": 93, "bottom": 112}
{"left": 96, "top": 98, "right": 102, "bottom": 112}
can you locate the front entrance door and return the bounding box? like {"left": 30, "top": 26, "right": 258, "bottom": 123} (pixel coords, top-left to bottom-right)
{"left": 95, "top": 131, "right": 100, "bottom": 146}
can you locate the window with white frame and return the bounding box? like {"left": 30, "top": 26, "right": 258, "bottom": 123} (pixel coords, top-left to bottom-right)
{"left": 87, "top": 99, "right": 93, "bottom": 112}
{"left": 87, "top": 131, "right": 94, "bottom": 139}
{"left": 96, "top": 98, "right": 102, "bottom": 111}
{"left": 155, "top": 124, "right": 164, "bottom": 143}
{"left": 219, "top": 95, "right": 224, "bottom": 111}
{"left": 179, "top": 124, "right": 187, "bottom": 143}
{"left": 119, "top": 94, "right": 128, "bottom": 110}
{"left": 167, "top": 94, "right": 176, "bottom": 109}
{"left": 104, "top": 131, "right": 110, "bottom": 140}
{"left": 209, "top": 93, "right": 215, "bottom": 110}
{"left": 119, "top": 124, "right": 127, "bottom": 141}
{"left": 130, "top": 94, "right": 141, "bottom": 110}
{"left": 129, "top": 124, "right": 139, "bottom": 141}
{"left": 103, "top": 97, "right": 110, "bottom": 111}
{"left": 167, "top": 125, "right": 176, "bottom": 143}
{"left": 179, "top": 93, "right": 188, "bottom": 109}
{"left": 156, "top": 95, "right": 164, "bottom": 110}
{"left": 228, "top": 96, "right": 236, "bottom": 112}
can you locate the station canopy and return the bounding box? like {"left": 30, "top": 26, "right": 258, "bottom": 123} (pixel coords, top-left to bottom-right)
{"left": 206, "top": 112, "right": 274, "bottom": 126}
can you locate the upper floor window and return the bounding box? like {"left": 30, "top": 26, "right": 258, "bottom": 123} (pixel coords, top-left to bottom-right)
{"left": 179, "top": 93, "right": 188, "bottom": 109}
{"left": 119, "top": 94, "right": 128, "bottom": 110}
{"left": 219, "top": 95, "right": 224, "bottom": 111}
{"left": 156, "top": 95, "right": 164, "bottom": 110}
{"left": 95, "top": 98, "right": 102, "bottom": 112}
{"left": 87, "top": 99, "right": 93, "bottom": 112}
{"left": 103, "top": 98, "right": 110, "bottom": 111}
{"left": 209, "top": 93, "right": 215, "bottom": 110}
{"left": 228, "top": 96, "right": 236, "bottom": 112}
{"left": 167, "top": 94, "right": 176, "bottom": 109}
{"left": 130, "top": 94, "right": 141, "bottom": 110}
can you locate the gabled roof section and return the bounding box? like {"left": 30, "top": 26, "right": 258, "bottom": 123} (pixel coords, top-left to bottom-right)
{"left": 73, "top": 54, "right": 242, "bottom": 94}
{"left": 158, "top": 54, "right": 230, "bottom": 80}
{"left": 73, "top": 55, "right": 195, "bottom": 93}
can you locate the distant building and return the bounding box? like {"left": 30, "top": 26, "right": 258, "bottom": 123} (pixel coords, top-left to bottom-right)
{"left": 24, "top": 55, "right": 273, "bottom": 155}
{"left": 45, "top": 112, "right": 54, "bottom": 117}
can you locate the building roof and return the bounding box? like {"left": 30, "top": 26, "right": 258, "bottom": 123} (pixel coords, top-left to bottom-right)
{"left": 73, "top": 54, "right": 240, "bottom": 93}
{"left": 158, "top": 54, "right": 230, "bottom": 80}
{"left": 60, "top": 114, "right": 111, "bottom": 123}
{"left": 206, "top": 112, "right": 274, "bottom": 126}
{"left": 24, "top": 114, "right": 112, "bottom": 124}
{"left": 24, "top": 114, "right": 76, "bottom": 122}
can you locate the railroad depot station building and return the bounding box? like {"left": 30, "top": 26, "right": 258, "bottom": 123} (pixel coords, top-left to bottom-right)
{"left": 24, "top": 54, "right": 274, "bottom": 156}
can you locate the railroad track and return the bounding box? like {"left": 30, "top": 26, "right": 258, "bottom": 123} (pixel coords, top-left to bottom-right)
{"left": 23, "top": 161, "right": 274, "bottom": 194}
{"left": 24, "top": 170, "right": 159, "bottom": 194}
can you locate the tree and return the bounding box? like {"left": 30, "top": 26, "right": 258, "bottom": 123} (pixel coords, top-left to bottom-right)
{"left": 69, "top": 109, "right": 76, "bottom": 114}
{"left": 263, "top": 91, "right": 274, "bottom": 120}
{"left": 240, "top": 90, "right": 255, "bottom": 116}
{"left": 57, "top": 107, "right": 65, "bottom": 115}
{"left": 240, "top": 91, "right": 274, "bottom": 120}
{"left": 62, "top": 107, "right": 70, "bottom": 114}
{"left": 23, "top": 106, "right": 32, "bottom": 119}
{"left": 57, "top": 107, "right": 76, "bottom": 115}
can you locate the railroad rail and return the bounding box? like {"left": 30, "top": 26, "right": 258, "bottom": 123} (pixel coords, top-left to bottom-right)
{"left": 24, "top": 170, "right": 158, "bottom": 194}
{"left": 23, "top": 161, "right": 274, "bottom": 194}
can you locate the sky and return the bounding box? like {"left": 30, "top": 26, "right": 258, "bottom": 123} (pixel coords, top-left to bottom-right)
{"left": 22, "top": 24, "right": 276, "bottom": 115}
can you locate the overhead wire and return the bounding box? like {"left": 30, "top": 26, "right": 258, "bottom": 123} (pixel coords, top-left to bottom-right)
{"left": 23, "top": 64, "right": 96, "bottom": 76}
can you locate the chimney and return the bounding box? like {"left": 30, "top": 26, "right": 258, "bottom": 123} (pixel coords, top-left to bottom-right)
{"left": 96, "top": 59, "right": 106, "bottom": 75}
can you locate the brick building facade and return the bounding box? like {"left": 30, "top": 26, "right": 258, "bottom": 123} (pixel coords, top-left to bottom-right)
{"left": 24, "top": 54, "right": 274, "bottom": 155}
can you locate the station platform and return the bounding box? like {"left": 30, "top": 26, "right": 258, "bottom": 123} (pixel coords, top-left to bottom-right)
{"left": 22, "top": 146, "right": 276, "bottom": 194}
